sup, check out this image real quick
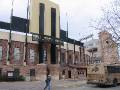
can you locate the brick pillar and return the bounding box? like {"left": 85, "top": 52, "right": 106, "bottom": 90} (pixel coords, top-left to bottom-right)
{"left": 0, "top": 39, "right": 8, "bottom": 65}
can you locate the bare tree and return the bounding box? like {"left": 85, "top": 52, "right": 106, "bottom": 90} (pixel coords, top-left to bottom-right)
{"left": 92, "top": 0, "right": 120, "bottom": 46}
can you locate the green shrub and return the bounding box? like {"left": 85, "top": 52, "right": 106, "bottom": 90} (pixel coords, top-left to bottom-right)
{"left": 17, "top": 75, "right": 25, "bottom": 81}
{"left": 0, "top": 75, "right": 25, "bottom": 81}
{"left": 0, "top": 75, "right": 7, "bottom": 81}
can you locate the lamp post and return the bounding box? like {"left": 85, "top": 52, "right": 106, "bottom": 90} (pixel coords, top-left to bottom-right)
{"left": 66, "top": 13, "right": 69, "bottom": 65}
{"left": 25, "top": 0, "right": 30, "bottom": 64}
{"left": 9, "top": 0, "right": 14, "bottom": 42}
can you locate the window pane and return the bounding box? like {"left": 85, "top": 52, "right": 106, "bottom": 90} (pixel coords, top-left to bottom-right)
{"left": 30, "top": 49, "right": 35, "bottom": 62}
{"left": 43, "top": 49, "right": 47, "bottom": 62}
{"left": 39, "top": 3, "right": 45, "bottom": 34}
{"left": 0, "top": 46, "right": 2, "bottom": 61}
{"left": 107, "top": 66, "right": 120, "bottom": 73}
{"left": 14, "top": 48, "right": 20, "bottom": 61}
{"left": 51, "top": 8, "right": 56, "bottom": 37}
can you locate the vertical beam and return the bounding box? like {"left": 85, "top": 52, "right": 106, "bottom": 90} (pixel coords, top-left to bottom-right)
{"left": 79, "top": 47, "right": 81, "bottom": 65}
{"left": 73, "top": 40, "right": 75, "bottom": 64}
{"left": 39, "top": 3, "right": 45, "bottom": 64}
{"left": 51, "top": 8, "right": 56, "bottom": 64}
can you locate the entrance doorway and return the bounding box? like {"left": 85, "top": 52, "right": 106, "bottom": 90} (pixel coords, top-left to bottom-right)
{"left": 68, "top": 70, "right": 71, "bottom": 78}
{"left": 30, "top": 69, "right": 35, "bottom": 81}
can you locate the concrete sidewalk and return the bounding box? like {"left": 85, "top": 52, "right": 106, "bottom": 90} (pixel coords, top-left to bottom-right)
{"left": 0, "top": 80, "right": 86, "bottom": 90}
{"left": 52, "top": 80, "right": 86, "bottom": 89}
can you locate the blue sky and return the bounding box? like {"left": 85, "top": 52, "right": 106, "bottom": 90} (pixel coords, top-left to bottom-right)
{"left": 0, "top": 0, "right": 111, "bottom": 40}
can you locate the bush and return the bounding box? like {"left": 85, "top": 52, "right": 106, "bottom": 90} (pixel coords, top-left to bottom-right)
{"left": 0, "top": 75, "right": 25, "bottom": 82}
{"left": 17, "top": 75, "right": 25, "bottom": 81}
{"left": 0, "top": 75, "right": 7, "bottom": 81}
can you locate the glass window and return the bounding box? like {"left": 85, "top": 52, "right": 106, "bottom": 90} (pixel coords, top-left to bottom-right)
{"left": 107, "top": 66, "right": 120, "bottom": 73}
{"left": 30, "top": 49, "right": 35, "bottom": 62}
{"left": 39, "top": 3, "right": 45, "bottom": 34}
{"left": 14, "top": 48, "right": 20, "bottom": 61}
{"left": 0, "top": 46, "right": 2, "bottom": 61}
{"left": 43, "top": 49, "right": 47, "bottom": 62}
{"left": 51, "top": 8, "right": 56, "bottom": 37}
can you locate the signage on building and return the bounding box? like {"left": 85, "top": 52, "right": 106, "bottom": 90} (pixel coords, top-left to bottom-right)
{"left": 32, "top": 34, "right": 40, "bottom": 41}
{"left": 8, "top": 72, "right": 13, "bottom": 77}
{"left": 7, "top": 71, "right": 14, "bottom": 77}
{"left": 32, "top": 33, "right": 63, "bottom": 45}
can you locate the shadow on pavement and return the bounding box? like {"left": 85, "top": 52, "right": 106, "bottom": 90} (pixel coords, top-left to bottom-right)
{"left": 89, "top": 84, "right": 120, "bottom": 88}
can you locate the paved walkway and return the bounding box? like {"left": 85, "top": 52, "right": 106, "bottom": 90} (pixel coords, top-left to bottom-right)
{"left": 52, "top": 80, "right": 86, "bottom": 90}
{"left": 0, "top": 80, "right": 86, "bottom": 90}
{"left": 52, "top": 80, "right": 86, "bottom": 87}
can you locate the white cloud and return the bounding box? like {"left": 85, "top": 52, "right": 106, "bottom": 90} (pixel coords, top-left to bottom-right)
{"left": 0, "top": 0, "right": 111, "bottom": 40}
{"left": 50, "top": 0, "right": 112, "bottom": 40}
{"left": 0, "top": 0, "right": 28, "bottom": 22}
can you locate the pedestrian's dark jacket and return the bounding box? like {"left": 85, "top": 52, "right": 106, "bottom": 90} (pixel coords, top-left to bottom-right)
{"left": 45, "top": 76, "right": 51, "bottom": 85}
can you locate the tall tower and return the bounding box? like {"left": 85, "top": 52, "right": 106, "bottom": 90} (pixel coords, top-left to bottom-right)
{"left": 99, "top": 31, "right": 119, "bottom": 64}
{"left": 29, "top": 0, "right": 60, "bottom": 80}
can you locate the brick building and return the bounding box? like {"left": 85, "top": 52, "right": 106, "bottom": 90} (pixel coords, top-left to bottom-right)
{"left": 0, "top": 0, "right": 61, "bottom": 81}
{"left": 0, "top": 30, "right": 86, "bottom": 81}
{"left": 0, "top": 0, "right": 86, "bottom": 81}
{"left": 59, "top": 30, "right": 86, "bottom": 80}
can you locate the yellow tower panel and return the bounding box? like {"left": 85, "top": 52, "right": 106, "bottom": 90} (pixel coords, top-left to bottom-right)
{"left": 29, "top": 0, "right": 39, "bottom": 33}
{"left": 29, "top": 0, "right": 60, "bottom": 38}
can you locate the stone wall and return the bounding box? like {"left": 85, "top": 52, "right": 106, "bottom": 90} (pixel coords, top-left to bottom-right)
{"left": 99, "top": 31, "right": 119, "bottom": 64}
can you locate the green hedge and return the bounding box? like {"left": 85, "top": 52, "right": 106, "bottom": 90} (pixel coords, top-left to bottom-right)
{"left": 0, "top": 75, "right": 7, "bottom": 81}
{"left": 16, "top": 75, "right": 25, "bottom": 81}
{"left": 0, "top": 75, "right": 25, "bottom": 82}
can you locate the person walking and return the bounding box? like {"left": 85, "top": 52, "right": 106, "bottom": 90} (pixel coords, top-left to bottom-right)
{"left": 44, "top": 75, "right": 51, "bottom": 90}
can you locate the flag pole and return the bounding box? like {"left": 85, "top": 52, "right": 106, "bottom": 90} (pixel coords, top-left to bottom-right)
{"left": 8, "top": 0, "right": 14, "bottom": 61}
